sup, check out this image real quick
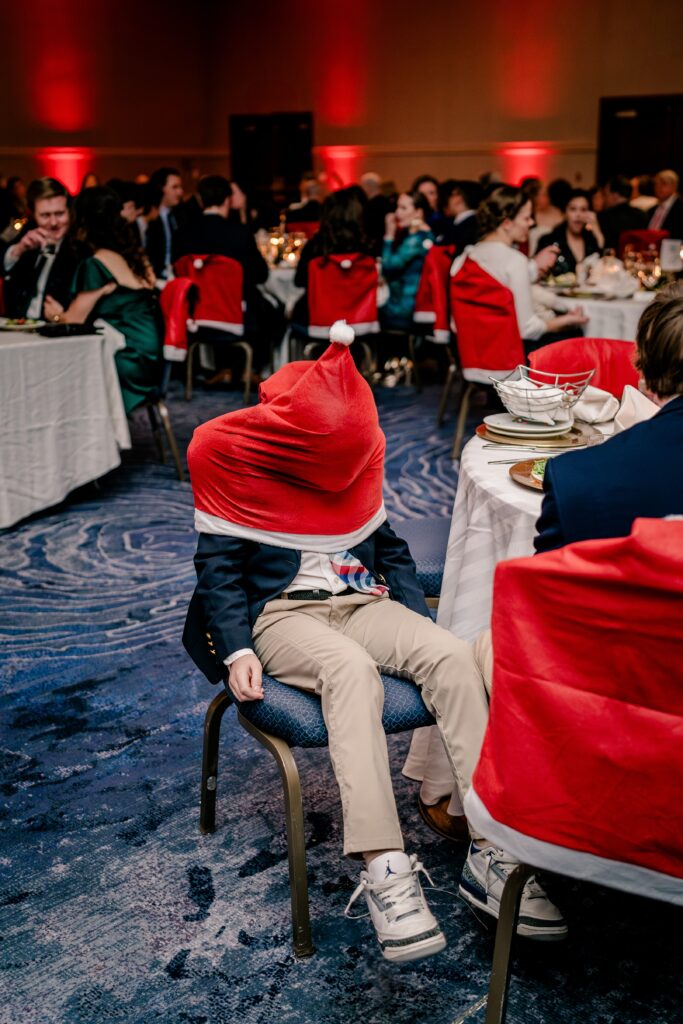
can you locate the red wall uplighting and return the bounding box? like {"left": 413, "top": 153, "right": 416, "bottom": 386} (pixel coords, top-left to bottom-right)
{"left": 37, "top": 149, "right": 93, "bottom": 194}
{"left": 316, "top": 147, "right": 364, "bottom": 187}
{"left": 497, "top": 144, "right": 555, "bottom": 185}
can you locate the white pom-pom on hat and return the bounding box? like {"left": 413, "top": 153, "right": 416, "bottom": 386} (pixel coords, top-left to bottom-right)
{"left": 193, "top": 258, "right": 204, "bottom": 269}
{"left": 340, "top": 259, "right": 352, "bottom": 269}
{"left": 329, "top": 320, "right": 355, "bottom": 346}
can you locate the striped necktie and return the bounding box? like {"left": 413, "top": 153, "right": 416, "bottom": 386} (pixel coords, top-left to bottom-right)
{"left": 330, "top": 551, "right": 389, "bottom": 595}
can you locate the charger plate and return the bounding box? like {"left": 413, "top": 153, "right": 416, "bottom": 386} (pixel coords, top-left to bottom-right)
{"left": 509, "top": 459, "right": 546, "bottom": 491}
{"left": 476, "top": 422, "right": 599, "bottom": 448}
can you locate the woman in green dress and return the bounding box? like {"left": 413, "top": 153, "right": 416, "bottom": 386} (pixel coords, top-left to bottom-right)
{"left": 44, "top": 187, "right": 163, "bottom": 415}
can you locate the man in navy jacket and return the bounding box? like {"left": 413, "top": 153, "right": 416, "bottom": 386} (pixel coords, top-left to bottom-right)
{"left": 535, "top": 286, "right": 683, "bottom": 553}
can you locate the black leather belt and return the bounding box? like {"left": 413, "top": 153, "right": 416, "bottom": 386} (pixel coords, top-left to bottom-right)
{"left": 282, "top": 587, "right": 356, "bottom": 601}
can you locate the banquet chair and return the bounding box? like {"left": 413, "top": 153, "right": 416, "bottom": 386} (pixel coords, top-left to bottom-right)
{"left": 528, "top": 337, "right": 639, "bottom": 398}
{"left": 298, "top": 253, "right": 380, "bottom": 373}
{"left": 617, "top": 228, "right": 669, "bottom": 259}
{"left": 173, "top": 254, "right": 253, "bottom": 403}
{"left": 412, "top": 243, "right": 457, "bottom": 396}
{"left": 464, "top": 517, "right": 683, "bottom": 1024}
{"left": 196, "top": 531, "right": 447, "bottom": 957}
{"left": 448, "top": 258, "right": 525, "bottom": 458}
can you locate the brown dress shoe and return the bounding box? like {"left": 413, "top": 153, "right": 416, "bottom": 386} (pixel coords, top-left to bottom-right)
{"left": 418, "top": 795, "right": 470, "bottom": 843}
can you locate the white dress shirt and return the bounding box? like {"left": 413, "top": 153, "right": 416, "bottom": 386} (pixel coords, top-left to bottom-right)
{"left": 4, "top": 239, "right": 63, "bottom": 319}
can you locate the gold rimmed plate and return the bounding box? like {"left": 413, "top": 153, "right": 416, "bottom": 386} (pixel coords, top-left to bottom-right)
{"left": 509, "top": 459, "right": 546, "bottom": 491}
{"left": 476, "top": 423, "right": 599, "bottom": 447}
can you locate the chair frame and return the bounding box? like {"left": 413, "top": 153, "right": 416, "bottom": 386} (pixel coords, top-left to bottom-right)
{"left": 185, "top": 337, "right": 253, "bottom": 405}
{"left": 143, "top": 398, "right": 185, "bottom": 481}
{"left": 199, "top": 688, "right": 315, "bottom": 958}
{"left": 483, "top": 863, "right": 536, "bottom": 1024}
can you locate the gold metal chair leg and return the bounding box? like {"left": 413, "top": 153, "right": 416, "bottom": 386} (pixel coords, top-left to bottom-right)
{"left": 185, "top": 341, "right": 198, "bottom": 401}
{"left": 156, "top": 399, "right": 185, "bottom": 481}
{"left": 437, "top": 361, "right": 458, "bottom": 426}
{"left": 452, "top": 381, "right": 474, "bottom": 459}
{"left": 234, "top": 341, "right": 253, "bottom": 404}
{"left": 146, "top": 403, "right": 166, "bottom": 463}
{"left": 408, "top": 334, "right": 422, "bottom": 392}
{"left": 199, "top": 689, "right": 232, "bottom": 834}
{"left": 238, "top": 714, "right": 315, "bottom": 958}
{"left": 484, "top": 863, "right": 536, "bottom": 1024}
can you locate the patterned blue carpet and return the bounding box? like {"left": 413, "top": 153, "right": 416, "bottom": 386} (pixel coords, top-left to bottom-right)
{"left": 1, "top": 380, "right": 681, "bottom": 1024}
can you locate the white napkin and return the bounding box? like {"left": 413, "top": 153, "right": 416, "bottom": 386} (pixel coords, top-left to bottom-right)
{"left": 613, "top": 384, "right": 659, "bottom": 433}
{"left": 572, "top": 385, "right": 620, "bottom": 424}
{"left": 496, "top": 376, "right": 567, "bottom": 425}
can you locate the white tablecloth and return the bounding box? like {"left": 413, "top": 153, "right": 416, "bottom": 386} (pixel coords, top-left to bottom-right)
{"left": 403, "top": 434, "right": 544, "bottom": 805}
{"left": 551, "top": 293, "right": 653, "bottom": 341}
{"left": 261, "top": 265, "right": 304, "bottom": 316}
{"left": 0, "top": 329, "right": 130, "bottom": 529}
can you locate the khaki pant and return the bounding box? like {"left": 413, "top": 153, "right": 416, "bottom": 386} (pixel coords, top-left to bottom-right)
{"left": 252, "top": 593, "right": 490, "bottom": 856}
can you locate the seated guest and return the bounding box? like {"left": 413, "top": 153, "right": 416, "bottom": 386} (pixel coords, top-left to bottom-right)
{"left": 5, "top": 176, "right": 28, "bottom": 223}
{"left": 134, "top": 182, "right": 161, "bottom": 250}
{"left": 360, "top": 171, "right": 392, "bottom": 255}
{"left": 536, "top": 189, "right": 603, "bottom": 274}
{"left": 43, "top": 187, "right": 162, "bottom": 415}
{"left": 522, "top": 177, "right": 563, "bottom": 254}
{"left": 598, "top": 175, "right": 647, "bottom": 251}
{"left": 173, "top": 174, "right": 279, "bottom": 367}
{"left": 106, "top": 179, "right": 141, "bottom": 226}
{"left": 450, "top": 186, "right": 587, "bottom": 353}
{"left": 535, "top": 284, "right": 683, "bottom": 552}
{"left": 145, "top": 167, "right": 184, "bottom": 278}
{"left": 183, "top": 327, "right": 566, "bottom": 961}
{"left": 79, "top": 172, "right": 100, "bottom": 191}
{"left": 286, "top": 173, "right": 323, "bottom": 223}
{"left": 411, "top": 174, "right": 445, "bottom": 233}
{"left": 2, "top": 177, "right": 80, "bottom": 320}
{"left": 380, "top": 190, "right": 434, "bottom": 331}
{"left": 292, "top": 187, "right": 373, "bottom": 326}
{"left": 439, "top": 180, "right": 482, "bottom": 250}
{"left": 649, "top": 169, "right": 683, "bottom": 238}
{"left": 630, "top": 175, "right": 658, "bottom": 213}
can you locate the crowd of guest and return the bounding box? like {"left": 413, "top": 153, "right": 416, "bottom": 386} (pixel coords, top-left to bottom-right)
{"left": 1, "top": 164, "right": 682, "bottom": 403}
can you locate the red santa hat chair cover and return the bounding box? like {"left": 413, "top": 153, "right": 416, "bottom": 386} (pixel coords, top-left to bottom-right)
{"left": 529, "top": 337, "right": 639, "bottom": 399}
{"left": 159, "top": 276, "right": 195, "bottom": 362}
{"left": 306, "top": 253, "right": 380, "bottom": 339}
{"left": 174, "top": 253, "right": 245, "bottom": 335}
{"left": 187, "top": 322, "right": 387, "bottom": 551}
{"left": 414, "top": 244, "right": 456, "bottom": 343}
{"left": 448, "top": 257, "right": 526, "bottom": 457}
{"left": 465, "top": 517, "right": 683, "bottom": 905}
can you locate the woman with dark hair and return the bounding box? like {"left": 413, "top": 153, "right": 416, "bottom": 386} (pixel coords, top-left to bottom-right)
{"left": 43, "top": 186, "right": 162, "bottom": 414}
{"left": 536, "top": 189, "right": 603, "bottom": 274}
{"left": 380, "top": 189, "right": 434, "bottom": 330}
{"left": 450, "top": 185, "right": 587, "bottom": 350}
{"left": 291, "top": 187, "right": 372, "bottom": 326}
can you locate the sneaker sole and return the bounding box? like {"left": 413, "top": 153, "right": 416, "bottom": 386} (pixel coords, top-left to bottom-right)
{"left": 458, "top": 884, "right": 568, "bottom": 942}
{"left": 380, "top": 931, "right": 447, "bottom": 963}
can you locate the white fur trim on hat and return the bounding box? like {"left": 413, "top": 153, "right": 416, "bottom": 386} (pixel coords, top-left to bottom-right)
{"left": 329, "top": 320, "right": 355, "bottom": 346}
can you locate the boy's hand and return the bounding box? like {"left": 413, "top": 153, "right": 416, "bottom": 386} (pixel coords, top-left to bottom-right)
{"left": 228, "top": 653, "right": 264, "bottom": 701}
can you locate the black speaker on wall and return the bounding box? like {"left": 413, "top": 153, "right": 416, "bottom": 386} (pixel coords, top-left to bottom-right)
{"left": 229, "top": 112, "right": 314, "bottom": 195}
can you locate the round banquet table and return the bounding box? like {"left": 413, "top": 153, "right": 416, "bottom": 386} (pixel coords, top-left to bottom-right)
{"left": 550, "top": 291, "right": 654, "bottom": 341}
{"left": 0, "top": 328, "right": 131, "bottom": 530}
{"left": 403, "top": 433, "right": 546, "bottom": 803}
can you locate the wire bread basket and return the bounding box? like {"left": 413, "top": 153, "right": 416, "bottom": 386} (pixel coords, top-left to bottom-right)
{"left": 491, "top": 365, "right": 596, "bottom": 423}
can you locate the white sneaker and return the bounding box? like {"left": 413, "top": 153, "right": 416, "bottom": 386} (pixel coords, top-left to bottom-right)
{"left": 345, "top": 853, "right": 447, "bottom": 963}
{"left": 459, "top": 843, "right": 567, "bottom": 941}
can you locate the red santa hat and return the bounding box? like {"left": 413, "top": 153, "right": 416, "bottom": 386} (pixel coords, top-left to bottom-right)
{"left": 187, "top": 322, "right": 386, "bottom": 551}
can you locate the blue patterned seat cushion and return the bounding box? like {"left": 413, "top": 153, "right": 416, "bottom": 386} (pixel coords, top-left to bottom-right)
{"left": 235, "top": 672, "right": 435, "bottom": 748}
{"left": 395, "top": 516, "right": 450, "bottom": 598}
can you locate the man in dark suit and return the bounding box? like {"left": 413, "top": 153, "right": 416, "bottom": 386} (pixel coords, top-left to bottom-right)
{"left": 439, "top": 180, "right": 482, "bottom": 251}
{"left": 2, "top": 177, "right": 79, "bottom": 319}
{"left": 535, "top": 286, "right": 683, "bottom": 553}
{"left": 182, "top": 329, "right": 566, "bottom": 960}
{"left": 649, "top": 169, "right": 683, "bottom": 239}
{"left": 598, "top": 175, "right": 647, "bottom": 252}
{"left": 173, "top": 175, "right": 281, "bottom": 368}
{"left": 144, "top": 167, "right": 184, "bottom": 278}
{"left": 361, "top": 171, "right": 392, "bottom": 255}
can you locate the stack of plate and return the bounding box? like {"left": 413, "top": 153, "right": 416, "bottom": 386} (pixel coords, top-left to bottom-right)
{"left": 483, "top": 413, "right": 573, "bottom": 440}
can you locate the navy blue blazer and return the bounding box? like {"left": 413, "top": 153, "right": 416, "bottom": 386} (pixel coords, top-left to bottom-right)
{"left": 183, "top": 520, "right": 431, "bottom": 684}
{"left": 534, "top": 394, "right": 683, "bottom": 553}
